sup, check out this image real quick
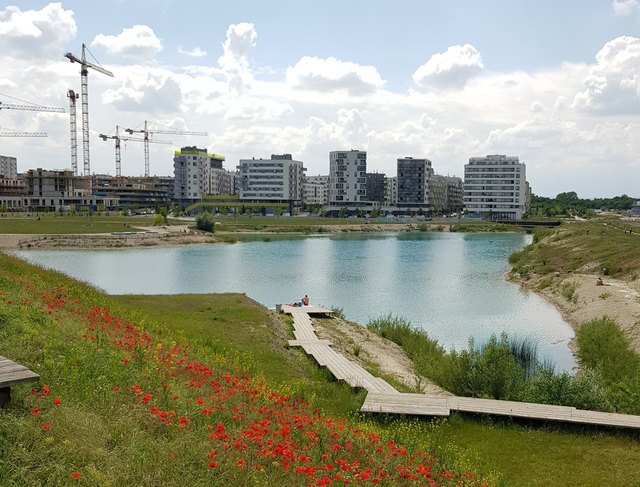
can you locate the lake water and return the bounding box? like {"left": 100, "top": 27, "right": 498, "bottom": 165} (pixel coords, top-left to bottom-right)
{"left": 16, "top": 232, "right": 576, "bottom": 371}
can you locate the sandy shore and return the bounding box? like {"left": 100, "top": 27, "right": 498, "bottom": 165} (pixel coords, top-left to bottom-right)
{"left": 513, "top": 272, "right": 640, "bottom": 355}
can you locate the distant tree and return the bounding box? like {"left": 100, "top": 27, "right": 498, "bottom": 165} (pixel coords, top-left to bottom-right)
{"left": 196, "top": 211, "right": 215, "bottom": 232}
{"left": 338, "top": 207, "right": 348, "bottom": 218}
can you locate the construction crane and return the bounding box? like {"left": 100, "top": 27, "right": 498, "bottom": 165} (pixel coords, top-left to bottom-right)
{"left": 67, "top": 90, "right": 79, "bottom": 174}
{"left": 125, "top": 120, "right": 207, "bottom": 177}
{"left": 99, "top": 126, "right": 171, "bottom": 177}
{"left": 64, "top": 44, "right": 114, "bottom": 176}
{"left": 0, "top": 99, "right": 65, "bottom": 137}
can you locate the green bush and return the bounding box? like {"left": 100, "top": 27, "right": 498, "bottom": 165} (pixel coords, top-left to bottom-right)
{"left": 576, "top": 317, "right": 639, "bottom": 384}
{"left": 444, "top": 334, "right": 526, "bottom": 400}
{"left": 195, "top": 211, "right": 215, "bottom": 232}
{"left": 519, "top": 368, "right": 611, "bottom": 411}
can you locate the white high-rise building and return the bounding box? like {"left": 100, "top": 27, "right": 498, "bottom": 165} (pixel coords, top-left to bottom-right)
{"left": 464, "top": 154, "right": 530, "bottom": 220}
{"left": 238, "top": 154, "right": 304, "bottom": 210}
{"left": 328, "top": 150, "right": 367, "bottom": 205}
{"left": 174, "top": 146, "right": 225, "bottom": 203}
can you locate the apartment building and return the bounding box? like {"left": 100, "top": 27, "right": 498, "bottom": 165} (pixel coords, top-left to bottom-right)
{"left": 328, "top": 150, "right": 367, "bottom": 205}
{"left": 427, "top": 175, "right": 464, "bottom": 215}
{"left": 385, "top": 176, "right": 397, "bottom": 206}
{"left": 174, "top": 146, "right": 226, "bottom": 203}
{"left": 396, "top": 157, "right": 433, "bottom": 210}
{"left": 464, "top": 154, "right": 530, "bottom": 220}
{"left": 303, "top": 175, "right": 329, "bottom": 206}
{"left": 238, "top": 154, "right": 304, "bottom": 211}
{"left": 366, "top": 172, "right": 386, "bottom": 203}
{"left": 0, "top": 155, "right": 18, "bottom": 179}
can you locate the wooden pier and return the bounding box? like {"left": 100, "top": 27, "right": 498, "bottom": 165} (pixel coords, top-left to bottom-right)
{"left": 284, "top": 308, "right": 640, "bottom": 430}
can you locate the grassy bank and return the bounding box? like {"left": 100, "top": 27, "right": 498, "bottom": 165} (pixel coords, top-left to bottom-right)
{"left": 508, "top": 218, "right": 640, "bottom": 279}
{"left": 2, "top": 254, "right": 640, "bottom": 485}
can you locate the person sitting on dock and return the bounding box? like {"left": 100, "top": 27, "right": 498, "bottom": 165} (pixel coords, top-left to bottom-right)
{"left": 301, "top": 294, "right": 309, "bottom": 306}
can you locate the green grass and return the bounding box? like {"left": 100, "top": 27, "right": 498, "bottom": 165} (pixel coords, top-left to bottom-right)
{"left": 509, "top": 217, "right": 640, "bottom": 278}
{"left": 0, "top": 214, "right": 158, "bottom": 234}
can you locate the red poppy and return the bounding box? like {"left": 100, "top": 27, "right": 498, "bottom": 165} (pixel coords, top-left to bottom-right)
{"left": 53, "top": 398, "right": 62, "bottom": 405}
{"left": 70, "top": 472, "right": 81, "bottom": 479}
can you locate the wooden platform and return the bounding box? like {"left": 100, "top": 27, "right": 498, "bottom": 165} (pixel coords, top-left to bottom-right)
{"left": 0, "top": 356, "right": 40, "bottom": 407}
{"left": 362, "top": 393, "right": 640, "bottom": 430}
{"left": 282, "top": 305, "right": 333, "bottom": 315}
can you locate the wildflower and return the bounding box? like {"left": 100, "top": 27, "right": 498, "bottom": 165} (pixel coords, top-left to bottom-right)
{"left": 30, "top": 408, "right": 40, "bottom": 416}
{"left": 42, "top": 423, "right": 52, "bottom": 430}
{"left": 70, "top": 472, "right": 81, "bottom": 479}
{"left": 208, "top": 461, "right": 218, "bottom": 469}
{"left": 53, "top": 398, "right": 62, "bottom": 405}
{"left": 237, "top": 459, "right": 246, "bottom": 467}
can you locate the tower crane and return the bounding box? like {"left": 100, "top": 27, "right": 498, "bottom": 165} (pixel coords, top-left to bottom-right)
{"left": 99, "top": 126, "right": 171, "bottom": 177}
{"left": 64, "top": 44, "right": 114, "bottom": 176}
{"left": 0, "top": 100, "right": 65, "bottom": 137}
{"left": 67, "top": 90, "right": 79, "bottom": 174}
{"left": 125, "top": 120, "right": 207, "bottom": 177}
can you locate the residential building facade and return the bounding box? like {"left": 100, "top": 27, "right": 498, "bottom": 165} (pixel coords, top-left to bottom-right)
{"left": 365, "top": 172, "right": 386, "bottom": 203}
{"left": 328, "top": 150, "right": 367, "bottom": 205}
{"left": 385, "top": 176, "right": 397, "bottom": 206}
{"left": 396, "top": 157, "right": 433, "bottom": 210}
{"left": 303, "top": 175, "right": 329, "bottom": 206}
{"left": 463, "top": 154, "right": 530, "bottom": 220}
{"left": 0, "top": 155, "right": 18, "bottom": 179}
{"left": 173, "top": 146, "right": 225, "bottom": 203}
{"left": 238, "top": 154, "right": 304, "bottom": 211}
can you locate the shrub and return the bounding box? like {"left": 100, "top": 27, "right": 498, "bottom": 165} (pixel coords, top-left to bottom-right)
{"left": 519, "top": 368, "right": 612, "bottom": 411}
{"left": 561, "top": 282, "right": 578, "bottom": 303}
{"left": 195, "top": 211, "right": 215, "bottom": 232}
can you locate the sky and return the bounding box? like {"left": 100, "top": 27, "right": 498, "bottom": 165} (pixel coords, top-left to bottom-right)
{"left": 0, "top": 1, "right": 639, "bottom": 198}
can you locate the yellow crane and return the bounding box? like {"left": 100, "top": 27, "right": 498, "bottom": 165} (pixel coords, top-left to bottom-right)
{"left": 125, "top": 120, "right": 207, "bottom": 177}
{"left": 65, "top": 44, "right": 114, "bottom": 176}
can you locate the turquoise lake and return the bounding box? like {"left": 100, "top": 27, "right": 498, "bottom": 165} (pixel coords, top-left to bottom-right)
{"left": 16, "top": 231, "right": 576, "bottom": 372}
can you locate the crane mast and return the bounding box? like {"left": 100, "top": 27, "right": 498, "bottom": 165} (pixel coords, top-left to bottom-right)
{"left": 67, "top": 90, "right": 79, "bottom": 175}
{"left": 65, "top": 44, "right": 114, "bottom": 177}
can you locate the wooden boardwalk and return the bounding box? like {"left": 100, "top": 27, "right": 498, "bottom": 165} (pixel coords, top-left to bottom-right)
{"left": 286, "top": 309, "right": 397, "bottom": 394}
{"left": 284, "top": 308, "right": 640, "bottom": 430}
{"left": 362, "top": 393, "right": 640, "bottom": 430}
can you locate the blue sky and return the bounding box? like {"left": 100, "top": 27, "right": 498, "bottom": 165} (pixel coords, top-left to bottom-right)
{"left": 1, "top": 1, "right": 639, "bottom": 197}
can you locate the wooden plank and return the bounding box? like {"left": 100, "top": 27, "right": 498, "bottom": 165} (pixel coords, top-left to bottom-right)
{"left": 0, "top": 369, "right": 40, "bottom": 388}
{"left": 0, "top": 363, "right": 31, "bottom": 374}
{"left": 362, "top": 393, "right": 450, "bottom": 416}
{"left": 570, "top": 409, "right": 640, "bottom": 429}
{"left": 288, "top": 339, "right": 332, "bottom": 346}
{"left": 448, "top": 397, "right": 576, "bottom": 420}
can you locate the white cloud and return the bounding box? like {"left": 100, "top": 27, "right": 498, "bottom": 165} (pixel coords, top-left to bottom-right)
{"left": 612, "top": 0, "right": 639, "bottom": 16}
{"left": 218, "top": 22, "right": 257, "bottom": 95}
{"left": 102, "top": 71, "right": 182, "bottom": 113}
{"left": 177, "top": 45, "right": 207, "bottom": 58}
{"left": 573, "top": 36, "right": 640, "bottom": 113}
{"left": 0, "top": 3, "right": 76, "bottom": 56}
{"left": 286, "top": 56, "right": 384, "bottom": 95}
{"left": 91, "top": 25, "right": 162, "bottom": 60}
{"left": 413, "top": 44, "right": 484, "bottom": 90}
